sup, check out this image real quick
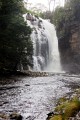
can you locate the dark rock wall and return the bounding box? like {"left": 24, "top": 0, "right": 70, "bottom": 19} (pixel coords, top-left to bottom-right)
{"left": 57, "top": 23, "right": 80, "bottom": 73}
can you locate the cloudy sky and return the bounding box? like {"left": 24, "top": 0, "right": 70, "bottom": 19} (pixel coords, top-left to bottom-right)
{"left": 24, "top": 0, "right": 65, "bottom": 11}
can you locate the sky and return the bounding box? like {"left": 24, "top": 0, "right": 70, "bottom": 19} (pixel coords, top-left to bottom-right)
{"left": 24, "top": 0, "right": 65, "bottom": 11}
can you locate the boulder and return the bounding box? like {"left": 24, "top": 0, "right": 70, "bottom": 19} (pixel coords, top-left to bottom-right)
{"left": 10, "top": 113, "right": 23, "bottom": 120}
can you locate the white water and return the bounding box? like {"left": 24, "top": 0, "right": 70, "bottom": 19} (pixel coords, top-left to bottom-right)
{"left": 42, "top": 20, "right": 62, "bottom": 72}
{"left": 24, "top": 14, "right": 62, "bottom": 72}
{"left": 1, "top": 74, "right": 80, "bottom": 119}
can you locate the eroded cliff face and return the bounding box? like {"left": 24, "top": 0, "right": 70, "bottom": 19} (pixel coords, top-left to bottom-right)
{"left": 58, "top": 22, "right": 80, "bottom": 73}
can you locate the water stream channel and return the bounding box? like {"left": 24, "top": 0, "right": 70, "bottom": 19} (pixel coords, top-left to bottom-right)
{"left": 0, "top": 73, "right": 80, "bottom": 120}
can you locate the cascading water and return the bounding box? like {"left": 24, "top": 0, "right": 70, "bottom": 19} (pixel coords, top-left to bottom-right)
{"left": 42, "top": 19, "right": 62, "bottom": 72}
{"left": 23, "top": 14, "right": 62, "bottom": 72}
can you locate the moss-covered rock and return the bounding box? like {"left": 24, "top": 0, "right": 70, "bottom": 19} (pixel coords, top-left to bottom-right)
{"left": 48, "top": 89, "right": 80, "bottom": 120}
{"left": 50, "top": 115, "right": 63, "bottom": 120}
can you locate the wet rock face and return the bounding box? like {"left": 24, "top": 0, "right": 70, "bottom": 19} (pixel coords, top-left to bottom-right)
{"left": 58, "top": 23, "right": 80, "bottom": 73}
{"left": 33, "top": 29, "right": 49, "bottom": 70}
{"left": 27, "top": 15, "right": 50, "bottom": 71}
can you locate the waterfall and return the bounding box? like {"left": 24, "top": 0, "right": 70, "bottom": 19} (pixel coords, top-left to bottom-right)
{"left": 42, "top": 19, "right": 62, "bottom": 72}
{"left": 23, "top": 14, "right": 62, "bottom": 72}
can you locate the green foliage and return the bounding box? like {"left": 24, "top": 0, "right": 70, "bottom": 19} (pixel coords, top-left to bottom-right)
{"left": 53, "top": 7, "right": 65, "bottom": 29}
{"left": 52, "top": 0, "right": 80, "bottom": 52}
{"left": 50, "top": 115, "right": 62, "bottom": 120}
{"left": 53, "top": 0, "right": 80, "bottom": 29}
{"left": 0, "top": 0, "right": 33, "bottom": 71}
{"left": 39, "top": 11, "right": 54, "bottom": 23}
{"left": 68, "top": 0, "right": 80, "bottom": 19}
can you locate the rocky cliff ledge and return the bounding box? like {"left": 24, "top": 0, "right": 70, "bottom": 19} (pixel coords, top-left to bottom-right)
{"left": 57, "top": 21, "right": 80, "bottom": 73}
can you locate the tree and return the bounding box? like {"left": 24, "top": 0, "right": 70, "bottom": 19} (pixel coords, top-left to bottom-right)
{"left": 0, "top": 0, "right": 33, "bottom": 71}
{"left": 53, "top": 0, "right": 80, "bottom": 28}
{"left": 47, "top": 0, "right": 55, "bottom": 11}
{"left": 52, "top": 0, "right": 80, "bottom": 49}
{"left": 68, "top": 0, "right": 80, "bottom": 20}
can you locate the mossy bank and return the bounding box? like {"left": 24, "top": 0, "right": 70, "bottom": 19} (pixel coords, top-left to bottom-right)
{"left": 47, "top": 89, "right": 80, "bottom": 120}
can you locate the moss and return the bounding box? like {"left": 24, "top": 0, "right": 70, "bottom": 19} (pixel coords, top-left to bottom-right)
{"left": 58, "top": 97, "right": 67, "bottom": 103}
{"left": 49, "top": 97, "right": 80, "bottom": 120}
{"left": 50, "top": 115, "right": 63, "bottom": 120}
{"left": 64, "top": 101, "right": 80, "bottom": 118}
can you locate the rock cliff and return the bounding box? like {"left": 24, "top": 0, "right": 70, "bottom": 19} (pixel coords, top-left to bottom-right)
{"left": 57, "top": 22, "right": 80, "bottom": 73}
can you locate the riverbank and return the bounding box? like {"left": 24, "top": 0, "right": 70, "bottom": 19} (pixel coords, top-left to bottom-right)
{"left": 0, "top": 69, "right": 49, "bottom": 77}
{"left": 0, "top": 70, "right": 29, "bottom": 77}
{"left": 47, "top": 89, "right": 80, "bottom": 120}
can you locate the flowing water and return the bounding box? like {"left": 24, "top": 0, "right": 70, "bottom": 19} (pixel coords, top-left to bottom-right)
{"left": 42, "top": 20, "right": 61, "bottom": 72}
{"left": 0, "top": 74, "right": 80, "bottom": 120}
{"left": 24, "top": 14, "right": 61, "bottom": 72}
{"left": 1, "top": 15, "right": 79, "bottom": 120}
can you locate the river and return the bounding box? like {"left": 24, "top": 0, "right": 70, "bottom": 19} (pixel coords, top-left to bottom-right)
{"left": 0, "top": 73, "right": 80, "bottom": 120}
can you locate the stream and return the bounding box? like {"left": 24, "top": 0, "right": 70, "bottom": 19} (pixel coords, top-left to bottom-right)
{"left": 0, "top": 73, "right": 80, "bottom": 120}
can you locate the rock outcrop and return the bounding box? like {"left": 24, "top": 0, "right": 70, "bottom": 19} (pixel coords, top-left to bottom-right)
{"left": 57, "top": 22, "right": 80, "bottom": 73}
{"left": 0, "top": 113, "right": 23, "bottom": 120}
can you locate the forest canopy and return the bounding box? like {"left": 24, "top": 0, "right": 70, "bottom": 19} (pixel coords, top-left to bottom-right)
{"left": 0, "top": 0, "right": 33, "bottom": 72}
{"left": 53, "top": 0, "right": 80, "bottom": 29}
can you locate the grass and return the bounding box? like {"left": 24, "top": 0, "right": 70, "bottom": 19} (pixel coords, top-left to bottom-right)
{"left": 49, "top": 96, "right": 80, "bottom": 120}
{"left": 50, "top": 115, "right": 63, "bottom": 120}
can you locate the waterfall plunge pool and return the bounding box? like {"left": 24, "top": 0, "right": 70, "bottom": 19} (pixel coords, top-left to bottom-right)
{"left": 0, "top": 73, "right": 80, "bottom": 120}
